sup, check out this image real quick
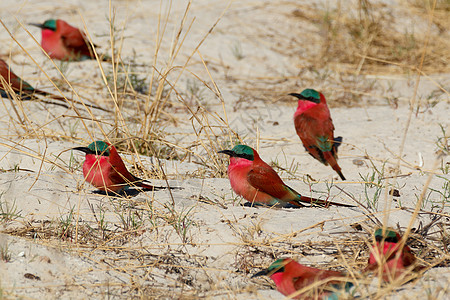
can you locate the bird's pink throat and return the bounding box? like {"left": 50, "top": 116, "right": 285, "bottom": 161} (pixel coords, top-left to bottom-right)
{"left": 270, "top": 272, "right": 284, "bottom": 287}
{"left": 85, "top": 154, "right": 106, "bottom": 165}
{"left": 41, "top": 29, "right": 55, "bottom": 40}
{"left": 229, "top": 156, "right": 252, "bottom": 167}
{"left": 295, "top": 100, "right": 318, "bottom": 115}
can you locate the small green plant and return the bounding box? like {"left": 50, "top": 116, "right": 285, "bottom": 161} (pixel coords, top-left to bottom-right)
{"left": 359, "top": 164, "right": 385, "bottom": 209}
{"left": 68, "top": 119, "right": 80, "bottom": 139}
{"left": 88, "top": 202, "right": 111, "bottom": 240}
{"left": 391, "top": 28, "right": 416, "bottom": 59}
{"left": 0, "top": 243, "right": 11, "bottom": 262}
{"left": 0, "top": 195, "right": 22, "bottom": 223}
{"left": 59, "top": 206, "right": 75, "bottom": 240}
{"left": 97, "top": 206, "right": 109, "bottom": 239}
{"left": 164, "top": 204, "right": 196, "bottom": 244}
{"left": 429, "top": 175, "right": 450, "bottom": 206}
{"left": 436, "top": 124, "right": 449, "bottom": 155}
{"left": 106, "top": 51, "right": 148, "bottom": 95}
{"left": 57, "top": 60, "right": 71, "bottom": 79}
{"left": 230, "top": 41, "right": 244, "bottom": 60}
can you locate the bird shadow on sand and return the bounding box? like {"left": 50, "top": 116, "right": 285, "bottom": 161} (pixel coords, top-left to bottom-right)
{"left": 91, "top": 188, "right": 148, "bottom": 198}
{"left": 242, "top": 202, "right": 301, "bottom": 209}
{"left": 242, "top": 202, "right": 350, "bottom": 209}
{"left": 91, "top": 186, "right": 183, "bottom": 199}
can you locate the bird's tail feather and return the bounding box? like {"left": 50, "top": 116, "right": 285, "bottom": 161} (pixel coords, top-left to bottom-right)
{"left": 137, "top": 180, "right": 182, "bottom": 191}
{"left": 297, "top": 195, "right": 355, "bottom": 207}
{"left": 323, "top": 151, "right": 346, "bottom": 180}
{"left": 33, "top": 88, "right": 112, "bottom": 112}
{"left": 333, "top": 136, "right": 343, "bottom": 151}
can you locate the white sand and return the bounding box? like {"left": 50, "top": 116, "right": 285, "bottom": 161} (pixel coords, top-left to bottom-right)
{"left": 0, "top": 0, "right": 449, "bottom": 299}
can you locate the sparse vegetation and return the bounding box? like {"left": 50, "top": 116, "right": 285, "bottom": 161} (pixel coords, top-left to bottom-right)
{"left": 0, "top": 196, "right": 22, "bottom": 223}
{"left": 0, "top": 0, "right": 448, "bottom": 298}
{"left": 359, "top": 165, "right": 385, "bottom": 209}
{"left": 230, "top": 41, "right": 244, "bottom": 60}
{"left": 0, "top": 243, "right": 11, "bottom": 262}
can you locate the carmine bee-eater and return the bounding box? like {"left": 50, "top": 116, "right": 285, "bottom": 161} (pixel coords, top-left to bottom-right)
{"left": 73, "top": 141, "right": 177, "bottom": 193}
{"left": 365, "top": 228, "right": 418, "bottom": 281}
{"left": 252, "top": 258, "right": 353, "bottom": 300}
{"left": 290, "top": 89, "right": 346, "bottom": 180}
{"left": 30, "top": 19, "right": 102, "bottom": 61}
{"left": 0, "top": 58, "right": 109, "bottom": 111}
{"left": 1, "top": 58, "right": 45, "bottom": 100}
{"left": 218, "top": 145, "right": 354, "bottom": 208}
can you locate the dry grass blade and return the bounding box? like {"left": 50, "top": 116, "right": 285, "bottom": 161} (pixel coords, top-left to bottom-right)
{"left": 0, "top": 0, "right": 448, "bottom": 299}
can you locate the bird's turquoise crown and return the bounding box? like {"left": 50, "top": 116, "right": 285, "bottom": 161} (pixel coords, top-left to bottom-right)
{"left": 266, "top": 258, "right": 288, "bottom": 274}
{"left": 88, "top": 141, "right": 110, "bottom": 156}
{"left": 42, "top": 19, "right": 57, "bottom": 31}
{"left": 300, "top": 89, "right": 320, "bottom": 102}
{"left": 231, "top": 144, "right": 254, "bottom": 161}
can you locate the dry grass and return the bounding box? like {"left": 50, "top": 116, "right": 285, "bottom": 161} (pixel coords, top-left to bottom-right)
{"left": 295, "top": 0, "right": 450, "bottom": 74}
{"left": 225, "top": 0, "right": 450, "bottom": 107}
{"left": 0, "top": 0, "right": 449, "bottom": 299}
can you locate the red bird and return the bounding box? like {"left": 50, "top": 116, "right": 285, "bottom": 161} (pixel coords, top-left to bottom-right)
{"left": 252, "top": 258, "right": 353, "bottom": 299}
{"left": 1, "top": 58, "right": 45, "bottom": 100}
{"left": 365, "top": 228, "right": 417, "bottom": 281}
{"left": 218, "top": 145, "right": 354, "bottom": 208}
{"left": 73, "top": 141, "right": 176, "bottom": 193}
{"left": 30, "top": 19, "right": 101, "bottom": 61}
{"left": 1, "top": 58, "right": 110, "bottom": 111}
{"left": 290, "top": 89, "right": 346, "bottom": 180}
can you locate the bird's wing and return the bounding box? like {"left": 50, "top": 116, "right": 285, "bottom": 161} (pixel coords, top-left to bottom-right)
{"left": 107, "top": 148, "right": 136, "bottom": 187}
{"left": 295, "top": 114, "right": 335, "bottom": 147}
{"left": 247, "top": 165, "right": 295, "bottom": 201}
{"left": 62, "top": 29, "right": 96, "bottom": 57}
{"left": 0, "top": 64, "right": 34, "bottom": 93}
{"left": 402, "top": 246, "right": 416, "bottom": 266}
{"left": 247, "top": 163, "right": 354, "bottom": 208}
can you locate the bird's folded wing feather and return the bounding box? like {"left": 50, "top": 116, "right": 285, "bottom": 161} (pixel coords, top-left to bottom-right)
{"left": 247, "top": 165, "right": 293, "bottom": 200}
{"left": 402, "top": 247, "right": 416, "bottom": 266}
{"left": 63, "top": 30, "right": 96, "bottom": 54}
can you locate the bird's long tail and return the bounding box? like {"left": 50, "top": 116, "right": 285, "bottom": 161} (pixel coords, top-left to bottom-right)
{"left": 323, "top": 151, "right": 346, "bottom": 181}
{"left": 285, "top": 185, "right": 354, "bottom": 208}
{"left": 134, "top": 178, "right": 182, "bottom": 191}
{"left": 295, "top": 195, "right": 354, "bottom": 207}
{"left": 33, "top": 88, "right": 112, "bottom": 112}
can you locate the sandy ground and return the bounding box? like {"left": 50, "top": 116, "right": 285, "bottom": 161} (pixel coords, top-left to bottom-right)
{"left": 0, "top": 0, "right": 449, "bottom": 299}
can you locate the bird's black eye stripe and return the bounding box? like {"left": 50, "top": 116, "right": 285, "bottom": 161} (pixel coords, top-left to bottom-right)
{"left": 384, "top": 236, "right": 398, "bottom": 243}
{"left": 97, "top": 149, "right": 110, "bottom": 156}
{"left": 375, "top": 236, "right": 398, "bottom": 243}
{"left": 305, "top": 96, "right": 320, "bottom": 103}
{"left": 236, "top": 153, "right": 254, "bottom": 160}
{"left": 273, "top": 266, "right": 285, "bottom": 274}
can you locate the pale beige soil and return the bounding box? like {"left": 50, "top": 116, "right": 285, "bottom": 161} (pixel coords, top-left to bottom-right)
{"left": 0, "top": 0, "right": 449, "bottom": 299}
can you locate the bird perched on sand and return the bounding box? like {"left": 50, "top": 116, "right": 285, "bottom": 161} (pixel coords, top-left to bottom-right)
{"left": 218, "top": 144, "right": 354, "bottom": 208}
{"left": 73, "top": 141, "right": 176, "bottom": 193}
{"left": 1, "top": 58, "right": 46, "bottom": 100}
{"left": 290, "top": 89, "right": 346, "bottom": 180}
{"left": 252, "top": 258, "right": 353, "bottom": 300}
{"left": 0, "top": 58, "right": 109, "bottom": 111}
{"left": 30, "top": 19, "right": 102, "bottom": 61}
{"left": 365, "top": 228, "right": 418, "bottom": 281}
